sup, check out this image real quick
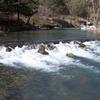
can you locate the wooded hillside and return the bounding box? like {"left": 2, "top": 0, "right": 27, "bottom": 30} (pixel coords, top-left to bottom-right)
{"left": 0, "top": 0, "right": 100, "bottom": 30}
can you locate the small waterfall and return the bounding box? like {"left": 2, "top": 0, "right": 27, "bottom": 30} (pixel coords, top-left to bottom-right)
{"left": 0, "top": 40, "right": 100, "bottom": 73}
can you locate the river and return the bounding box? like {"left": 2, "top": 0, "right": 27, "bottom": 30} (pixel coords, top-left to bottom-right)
{"left": 0, "top": 28, "right": 100, "bottom": 100}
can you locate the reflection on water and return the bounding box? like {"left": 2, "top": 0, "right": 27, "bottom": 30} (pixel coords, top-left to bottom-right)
{"left": 1, "top": 28, "right": 100, "bottom": 45}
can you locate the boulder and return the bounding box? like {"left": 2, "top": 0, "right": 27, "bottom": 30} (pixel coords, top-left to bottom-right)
{"left": 66, "top": 53, "right": 76, "bottom": 58}
{"left": 38, "top": 44, "right": 49, "bottom": 55}
{"left": 79, "top": 42, "right": 86, "bottom": 48}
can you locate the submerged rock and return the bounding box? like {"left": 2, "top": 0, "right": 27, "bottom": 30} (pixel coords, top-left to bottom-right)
{"left": 38, "top": 44, "right": 49, "bottom": 55}
{"left": 66, "top": 53, "right": 76, "bottom": 58}
{"left": 47, "top": 43, "right": 56, "bottom": 50}
{"left": 6, "top": 47, "right": 12, "bottom": 52}
{"left": 75, "top": 41, "right": 86, "bottom": 48}
{"left": 79, "top": 42, "right": 86, "bottom": 48}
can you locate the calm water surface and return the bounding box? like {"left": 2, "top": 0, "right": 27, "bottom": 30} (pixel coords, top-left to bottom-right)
{"left": 0, "top": 28, "right": 100, "bottom": 45}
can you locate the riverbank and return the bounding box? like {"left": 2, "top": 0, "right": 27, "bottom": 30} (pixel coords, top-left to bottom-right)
{"left": 0, "top": 15, "right": 87, "bottom": 32}
{"left": 29, "top": 15, "right": 87, "bottom": 29}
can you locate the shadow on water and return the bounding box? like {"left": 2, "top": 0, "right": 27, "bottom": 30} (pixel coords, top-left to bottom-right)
{"left": 75, "top": 56, "right": 100, "bottom": 69}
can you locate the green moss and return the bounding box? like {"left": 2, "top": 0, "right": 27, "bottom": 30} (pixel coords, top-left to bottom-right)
{"left": 66, "top": 53, "right": 76, "bottom": 58}
{"left": 38, "top": 44, "right": 49, "bottom": 55}
{"left": 39, "top": 44, "right": 45, "bottom": 50}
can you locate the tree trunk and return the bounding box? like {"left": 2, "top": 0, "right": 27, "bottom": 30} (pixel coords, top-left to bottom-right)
{"left": 27, "top": 16, "right": 31, "bottom": 24}
{"left": 17, "top": 10, "right": 20, "bottom": 23}
{"left": 91, "top": 0, "right": 96, "bottom": 25}
{"left": 96, "top": 0, "right": 100, "bottom": 26}
{"left": 96, "top": 7, "right": 100, "bottom": 26}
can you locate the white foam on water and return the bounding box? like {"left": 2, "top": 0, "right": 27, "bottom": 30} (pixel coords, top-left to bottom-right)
{"left": 0, "top": 41, "right": 100, "bottom": 73}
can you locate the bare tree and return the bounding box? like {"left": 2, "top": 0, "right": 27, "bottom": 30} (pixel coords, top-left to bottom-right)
{"left": 96, "top": 0, "right": 100, "bottom": 25}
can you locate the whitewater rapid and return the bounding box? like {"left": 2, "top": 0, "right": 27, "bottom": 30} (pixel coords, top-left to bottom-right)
{"left": 0, "top": 41, "right": 100, "bottom": 73}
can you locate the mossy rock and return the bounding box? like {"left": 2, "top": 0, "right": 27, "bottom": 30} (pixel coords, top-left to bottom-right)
{"left": 79, "top": 42, "right": 86, "bottom": 48}
{"left": 38, "top": 44, "right": 45, "bottom": 51}
{"left": 38, "top": 44, "right": 49, "bottom": 55}
{"left": 66, "top": 53, "right": 76, "bottom": 58}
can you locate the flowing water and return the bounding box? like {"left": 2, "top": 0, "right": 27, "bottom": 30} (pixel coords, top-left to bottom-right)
{"left": 0, "top": 29, "right": 100, "bottom": 100}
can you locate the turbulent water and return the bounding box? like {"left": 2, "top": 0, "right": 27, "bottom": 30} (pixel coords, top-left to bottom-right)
{"left": 0, "top": 40, "right": 100, "bottom": 73}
